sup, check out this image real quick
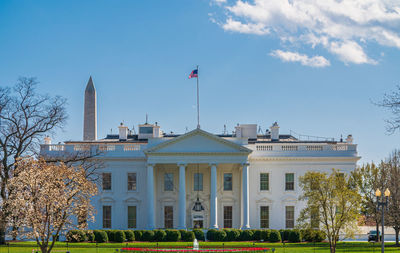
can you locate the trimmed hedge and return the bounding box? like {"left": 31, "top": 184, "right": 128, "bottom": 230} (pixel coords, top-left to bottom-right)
{"left": 66, "top": 230, "right": 86, "bottom": 242}
{"left": 260, "top": 230, "right": 271, "bottom": 241}
{"left": 239, "top": 230, "right": 254, "bottom": 241}
{"left": 269, "top": 230, "right": 282, "bottom": 242}
{"left": 288, "top": 229, "right": 302, "bottom": 243}
{"left": 68, "top": 228, "right": 324, "bottom": 243}
{"left": 165, "top": 230, "right": 181, "bottom": 242}
{"left": 206, "top": 229, "right": 227, "bottom": 241}
{"left": 86, "top": 230, "right": 95, "bottom": 242}
{"left": 134, "top": 230, "right": 143, "bottom": 241}
{"left": 180, "top": 230, "right": 195, "bottom": 242}
{"left": 142, "top": 230, "right": 155, "bottom": 242}
{"left": 114, "top": 230, "right": 126, "bottom": 243}
{"left": 279, "top": 229, "right": 290, "bottom": 241}
{"left": 125, "top": 230, "right": 135, "bottom": 241}
{"left": 154, "top": 230, "right": 167, "bottom": 242}
{"left": 93, "top": 230, "right": 108, "bottom": 243}
{"left": 225, "top": 229, "right": 240, "bottom": 241}
{"left": 193, "top": 229, "right": 205, "bottom": 241}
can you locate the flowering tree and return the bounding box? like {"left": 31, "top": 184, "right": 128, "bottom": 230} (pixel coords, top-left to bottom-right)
{"left": 7, "top": 158, "right": 97, "bottom": 253}
{"left": 298, "top": 170, "right": 361, "bottom": 253}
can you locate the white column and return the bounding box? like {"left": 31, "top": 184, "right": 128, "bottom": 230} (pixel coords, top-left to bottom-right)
{"left": 241, "top": 163, "right": 250, "bottom": 229}
{"left": 146, "top": 164, "right": 155, "bottom": 230}
{"left": 210, "top": 163, "right": 218, "bottom": 229}
{"left": 178, "top": 163, "right": 186, "bottom": 229}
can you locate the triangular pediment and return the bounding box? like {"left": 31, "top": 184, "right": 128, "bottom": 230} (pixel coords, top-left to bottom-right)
{"left": 145, "top": 128, "right": 251, "bottom": 154}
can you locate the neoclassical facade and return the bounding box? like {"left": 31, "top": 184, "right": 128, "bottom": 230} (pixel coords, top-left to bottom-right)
{"left": 40, "top": 78, "right": 360, "bottom": 230}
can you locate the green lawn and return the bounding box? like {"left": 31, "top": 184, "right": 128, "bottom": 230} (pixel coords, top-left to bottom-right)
{"left": 0, "top": 241, "right": 398, "bottom": 253}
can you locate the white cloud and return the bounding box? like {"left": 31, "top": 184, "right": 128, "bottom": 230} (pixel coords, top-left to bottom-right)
{"left": 329, "top": 41, "right": 377, "bottom": 64}
{"left": 270, "top": 50, "right": 331, "bottom": 67}
{"left": 222, "top": 18, "right": 270, "bottom": 35}
{"left": 214, "top": 0, "right": 400, "bottom": 65}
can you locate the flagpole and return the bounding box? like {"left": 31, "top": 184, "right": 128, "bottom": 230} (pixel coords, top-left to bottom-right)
{"left": 196, "top": 65, "right": 200, "bottom": 129}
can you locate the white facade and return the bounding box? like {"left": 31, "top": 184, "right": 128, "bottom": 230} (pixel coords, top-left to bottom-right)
{"left": 41, "top": 125, "right": 359, "bottom": 231}
{"left": 40, "top": 79, "right": 360, "bottom": 230}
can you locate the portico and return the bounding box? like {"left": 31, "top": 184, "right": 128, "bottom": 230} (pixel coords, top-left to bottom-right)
{"left": 144, "top": 128, "right": 252, "bottom": 229}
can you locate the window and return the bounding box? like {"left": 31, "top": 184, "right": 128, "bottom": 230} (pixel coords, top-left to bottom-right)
{"left": 260, "top": 206, "right": 269, "bottom": 228}
{"left": 194, "top": 173, "right": 203, "bottom": 191}
{"left": 286, "top": 206, "right": 295, "bottom": 228}
{"left": 103, "top": 206, "right": 111, "bottom": 228}
{"left": 260, "top": 173, "right": 269, "bottom": 191}
{"left": 164, "top": 206, "right": 173, "bottom": 228}
{"left": 223, "top": 206, "right": 233, "bottom": 228}
{"left": 285, "top": 173, "right": 294, "bottom": 191}
{"left": 102, "top": 173, "right": 111, "bottom": 190}
{"left": 128, "top": 206, "right": 137, "bottom": 228}
{"left": 224, "top": 173, "right": 233, "bottom": 191}
{"left": 164, "top": 173, "right": 174, "bottom": 191}
{"left": 127, "top": 173, "right": 137, "bottom": 191}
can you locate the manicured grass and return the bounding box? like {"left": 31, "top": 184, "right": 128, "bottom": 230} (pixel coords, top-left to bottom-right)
{"left": 0, "top": 241, "right": 399, "bottom": 252}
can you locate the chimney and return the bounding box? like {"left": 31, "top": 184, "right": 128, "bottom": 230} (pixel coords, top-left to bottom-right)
{"left": 270, "top": 122, "right": 280, "bottom": 141}
{"left": 44, "top": 136, "right": 51, "bottom": 145}
{"left": 235, "top": 124, "right": 242, "bottom": 138}
{"left": 346, "top": 134, "right": 353, "bottom": 144}
{"left": 118, "top": 123, "right": 128, "bottom": 141}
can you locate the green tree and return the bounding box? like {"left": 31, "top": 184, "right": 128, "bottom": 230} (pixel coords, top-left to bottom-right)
{"left": 352, "top": 162, "right": 388, "bottom": 242}
{"left": 385, "top": 150, "right": 400, "bottom": 246}
{"left": 298, "top": 170, "right": 361, "bottom": 253}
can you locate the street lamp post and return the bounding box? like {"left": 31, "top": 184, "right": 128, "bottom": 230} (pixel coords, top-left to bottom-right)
{"left": 376, "top": 188, "right": 391, "bottom": 253}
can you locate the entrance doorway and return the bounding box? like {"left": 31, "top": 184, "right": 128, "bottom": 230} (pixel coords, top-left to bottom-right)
{"left": 193, "top": 220, "right": 203, "bottom": 229}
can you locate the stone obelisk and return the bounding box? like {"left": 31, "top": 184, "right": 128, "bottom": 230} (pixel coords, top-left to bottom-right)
{"left": 83, "top": 76, "right": 97, "bottom": 141}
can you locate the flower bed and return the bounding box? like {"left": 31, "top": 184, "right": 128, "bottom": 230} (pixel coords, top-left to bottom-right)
{"left": 121, "top": 247, "right": 270, "bottom": 252}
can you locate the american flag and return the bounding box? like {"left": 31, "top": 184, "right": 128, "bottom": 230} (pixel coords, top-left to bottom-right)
{"left": 189, "top": 69, "right": 198, "bottom": 79}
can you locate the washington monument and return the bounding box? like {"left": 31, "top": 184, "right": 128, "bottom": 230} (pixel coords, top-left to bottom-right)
{"left": 83, "top": 76, "right": 97, "bottom": 141}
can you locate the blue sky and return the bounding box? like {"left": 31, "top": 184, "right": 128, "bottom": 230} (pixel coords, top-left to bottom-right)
{"left": 0, "top": 0, "right": 399, "bottom": 164}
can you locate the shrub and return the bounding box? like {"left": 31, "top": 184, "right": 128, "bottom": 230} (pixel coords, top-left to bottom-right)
{"left": 66, "top": 230, "right": 86, "bottom": 242}
{"left": 93, "top": 230, "right": 108, "bottom": 243}
{"left": 165, "top": 229, "right": 181, "bottom": 242}
{"left": 260, "top": 230, "right": 271, "bottom": 241}
{"left": 252, "top": 230, "right": 262, "bottom": 241}
{"left": 214, "top": 230, "right": 227, "bottom": 241}
{"left": 279, "top": 229, "right": 291, "bottom": 241}
{"left": 225, "top": 229, "right": 240, "bottom": 241}
{"left": 239, "top": 230, "right": 254, "bottom": 241}
{"left": 181, "top": 230, "right": 195, "bottom": 242}
{"left": 113, "top": 230, "right": 126, "bottom": 243}
{"left": 288, "top": 229, "right": 302, "bottom": 243}
{"left": 154, "top": 230, "right": 166, "bottom": 242}
{"left": 104, "top": 230, "right": 116, "bottom": 242}
{"left": 86, "top": 230, "right": 95, "bottom": 242}
{"left": 302, "top": 229, "right": 314, "bottom": 242}
{"left": 193, "top": 229, "right": 205, "bottom": 241}
{"left": 125, "top": 230, "right": 135, "bottom": 241}
{"left": 134, "top": 230, "right": 143, "bottom": 241}
{"left": 142, "top": 230, "right": 155, "bottom": 241}
{"left": 206, "top": 229, "right": 217, "bottom": 241}
{"left": 269, "top": 230, "right": 281, "bottom": 242}
{"left": 313, "top": 230, "right": 326, "bottom": 242}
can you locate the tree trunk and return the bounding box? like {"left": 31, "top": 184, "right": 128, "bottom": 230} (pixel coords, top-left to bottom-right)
{"left": 376, "top": 221, "right": 380, "bottom": 242}
{"left": 40, "top": 244, "right": 48, "bottom": 253}
{"left": 395, "top": 227, "right": 399, "bottom": 246}
{"left": 0, "top": 219, "right": 6, "bottom": 245}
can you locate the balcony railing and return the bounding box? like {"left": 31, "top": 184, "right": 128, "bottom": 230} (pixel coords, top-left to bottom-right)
{"left": 255, "top": 143, "right": 356, "bottom": 152}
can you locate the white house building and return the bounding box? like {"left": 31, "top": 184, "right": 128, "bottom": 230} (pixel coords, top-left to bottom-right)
{"left": 40, "top": 78, "right": 360, "bottom": 231}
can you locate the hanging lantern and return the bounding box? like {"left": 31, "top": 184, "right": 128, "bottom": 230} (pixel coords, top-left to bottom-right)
{"left": 192, "top": 197, "right": 204, "bottom": 212}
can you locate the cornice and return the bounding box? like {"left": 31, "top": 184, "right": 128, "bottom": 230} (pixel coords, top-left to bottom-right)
{"left": 144, "top": 128, "right": 252, "bottom": 154}
{"left": 249, "top": 156, "right": 361, "bottom": 162}
{"left": 147, "top": 152, "right": 251, "bottom": 156}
